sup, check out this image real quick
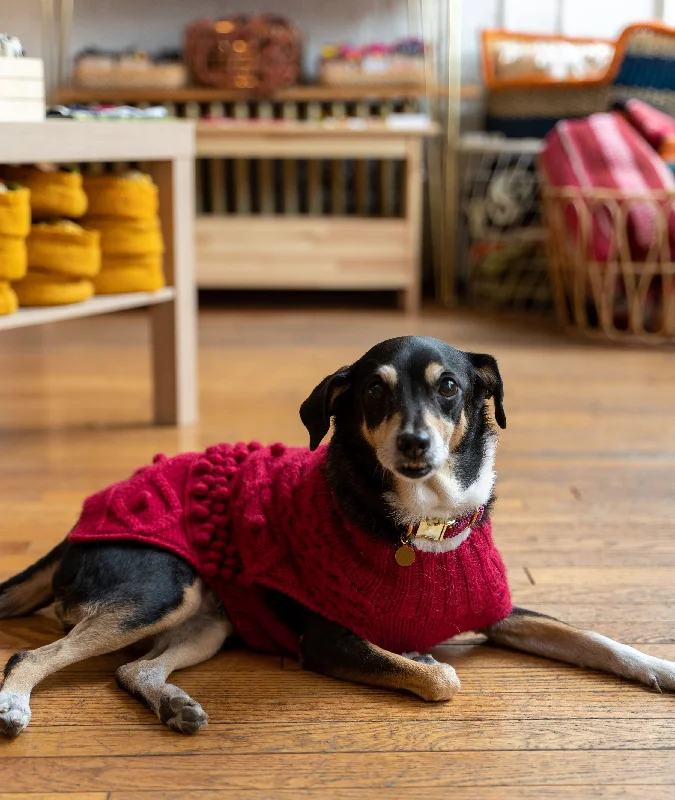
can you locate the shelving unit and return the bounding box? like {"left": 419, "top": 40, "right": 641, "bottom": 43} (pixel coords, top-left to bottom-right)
{"left": 195, "top": 119, "right": 438, "bottom": 312}
{"left": 0, "top": 120, "right": 198, "bottom": 426}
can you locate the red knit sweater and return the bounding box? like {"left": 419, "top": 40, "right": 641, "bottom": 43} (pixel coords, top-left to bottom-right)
{"left": 68, "top": 442, "right": 512, "bottom": 655}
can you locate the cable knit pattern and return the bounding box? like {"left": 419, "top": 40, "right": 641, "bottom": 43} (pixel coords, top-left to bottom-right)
{"left": 69, "top": 443, "right": 512, "bottom": 655}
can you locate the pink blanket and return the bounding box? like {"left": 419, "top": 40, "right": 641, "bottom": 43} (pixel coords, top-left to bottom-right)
{"left": 541, "top": 111, "right": 675, "bottom": 261}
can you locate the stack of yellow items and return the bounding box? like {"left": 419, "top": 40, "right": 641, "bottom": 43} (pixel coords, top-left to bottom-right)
{"left": 83, "top": 172, "right": 165, "bottom": 294}
{"left": 0, "top": 165, "right": 101, "bottom": 307}
{"left": 0, "top": 181, "right": 30, "bottom": 315}
{"left": 15, "top": 221, "right": 100, "bottom": 306}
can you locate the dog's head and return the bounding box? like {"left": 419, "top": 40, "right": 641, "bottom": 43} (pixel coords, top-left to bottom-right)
{"left": 300, "top": 336, "right": 505, "bottom": 525}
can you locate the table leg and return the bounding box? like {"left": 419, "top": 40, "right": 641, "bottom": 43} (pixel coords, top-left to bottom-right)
{"left": 404, "top": 138, "right": 423, "bottom": 314}
{"left": 147, "top": 158, "right": 198, "bottom": 426}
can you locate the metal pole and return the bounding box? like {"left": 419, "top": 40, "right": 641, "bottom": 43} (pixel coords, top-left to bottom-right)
{"left": 440, "top": 0, "right": 461, "bottom": 307}
{"left": 58, "top": 0, "right": 74, "bottom": 90}
{"left": 40, "top": 0, "right": 56, "bottom": 104}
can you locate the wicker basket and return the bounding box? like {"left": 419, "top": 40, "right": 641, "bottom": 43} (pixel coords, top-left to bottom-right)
{"left": 543, "top": 186, "right": 675, "bottom": 344}
{"left": 184, "top": 15, "right": 301, "bottom": 93}
{"left": 459, "top": 135, "right": 553, "bottom": 315}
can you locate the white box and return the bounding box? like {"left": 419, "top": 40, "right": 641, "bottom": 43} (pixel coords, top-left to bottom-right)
{"left": 0, "top": 58, "right": 45, "bottom": 122}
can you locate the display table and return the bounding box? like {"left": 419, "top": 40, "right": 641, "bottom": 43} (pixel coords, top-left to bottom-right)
{"left": 0, "top": 121, "right": 198, "bottom": 425}
{"left": 196, "top": 119, "right": 438, "bottom": 312}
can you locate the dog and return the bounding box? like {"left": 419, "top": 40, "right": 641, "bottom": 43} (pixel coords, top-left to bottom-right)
{"left": 1, "top": 335, "right": 674, "bottom": 737}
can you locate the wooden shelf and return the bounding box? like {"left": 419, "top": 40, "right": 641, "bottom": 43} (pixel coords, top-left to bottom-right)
{"left": 197, "top": 119, "right": 438, "bottom": 159}
{"left": 0, "top": 120, "right": 194, "bottom": 164}
{"left": 54, "top": 84, "right": 481, "bottom": 105}
{"left": 0, "top": 289, "right": 176, "bottom": 331}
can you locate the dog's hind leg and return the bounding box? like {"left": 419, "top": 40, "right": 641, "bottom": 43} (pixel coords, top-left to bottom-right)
{"left": 115, "top": 600, "right": 232, "bottom": 734}
{"left": 481, "top": 606, "right": 675, "bottom": 691}
{"left": 0, "top": 580, "right": 203, "bottom": 737}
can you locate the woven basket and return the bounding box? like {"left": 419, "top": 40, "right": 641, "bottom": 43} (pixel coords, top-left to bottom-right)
{"left": 0, "top": 235, "right": 28, "bottom": 281}
{"left": 0, "top": 186, "right": 31, "bottom": 236}
{"left": 0, "top": 281, "right": 18, "bottom": 315}
{"left": 542, "top": 186, "right": 675, "bottom": 344}
{"left": 27, "top": 223, "right": 101, "bottom": 278}
{"left": 14, "top": 271, "right": 94, "bottom": 306}
{"left": 185, "top": 15, "right": 301, "bottom": 93}
{"left": 83, "top": 216, "right": 163, "bottom": 257}
{"left": 84, "top": 174, "right": 158, "bottom": 220}
{"left": 0, "top": 167, "right": 87, "bottom": 219}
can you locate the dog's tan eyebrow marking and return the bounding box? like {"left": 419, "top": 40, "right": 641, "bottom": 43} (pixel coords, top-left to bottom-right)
{"left": 377, "top": 365, "right": 398, "bottom": 388}
{"left": 424, "top": 362, "right": 444, "bottom": 386}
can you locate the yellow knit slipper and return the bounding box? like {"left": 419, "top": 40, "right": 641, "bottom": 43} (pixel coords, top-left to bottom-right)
{"left": 27, "top": 221, "right": 101, "bottom": 278}
{"left": 0, "top": 185, "right": 31, "bottom": 237}
{"left": 0, "top": 281, "right": 18, "bottom": 315}
{"left": 82, "top": 216, "right": 164, "bottom": 256}
{"left": 0, "top": 235, "right": 28, "bottom": 281}
{"left": 84, "top": 172, "right": 159, "bottom": 220}
{"left": 14, "top": 271, "right": 94, "bottom": 306}
{"left": 0, "top": 167, "right": 87, "bottom": 220}
{"left": 94, "top": 254, "right": 165, "bottom": 294}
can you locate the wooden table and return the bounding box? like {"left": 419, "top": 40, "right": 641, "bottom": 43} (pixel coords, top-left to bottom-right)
{"left": 0, "top": 120, "right": 198, "bottom": 425}
{"left": 196, "top": 119, "right": 438, "bottom": 312}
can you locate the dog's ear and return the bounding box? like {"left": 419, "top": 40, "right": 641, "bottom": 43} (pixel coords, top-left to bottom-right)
{"left": 467, "top": 352, "right": 506, "bottom": 429}
{"left": 299, "top": 366, "right": 352, "bottom": 450}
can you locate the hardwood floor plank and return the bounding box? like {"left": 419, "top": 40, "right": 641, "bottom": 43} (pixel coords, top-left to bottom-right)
{"left": 6, "top": 719, "right": 675, "bottom": 757}
{"left": 16, "top": 686, "right": 675, "bottom": 725}
{"left": 0, "top": 795, "right": 106, "bottom": 800}
{"left": 108, "top": 790, "right": 675, "bottom": 800}
{"left": 3, "top": 752, "right": 675, "bottom": 792}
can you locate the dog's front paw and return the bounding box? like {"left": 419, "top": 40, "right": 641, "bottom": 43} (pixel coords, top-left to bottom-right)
{"left": 639, "top": 657, "right": 675, "bottom": 693}
{"left": 158, "top": 687, "right": 208, "bottom": 734}
{"left": 0, "top": 691, "right": 31, "bottom": 737}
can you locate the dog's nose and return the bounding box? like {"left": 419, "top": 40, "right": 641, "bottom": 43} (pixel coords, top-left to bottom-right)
{"left": 397, "top": 431, "right": 431, "bottom": 460}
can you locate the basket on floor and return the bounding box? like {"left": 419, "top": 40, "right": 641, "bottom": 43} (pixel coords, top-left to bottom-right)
{"left": 542, "top": 186, "right": 675, "bottom": 344}
{"left": 458, "top": 135, "right": 553, "bottom": 315}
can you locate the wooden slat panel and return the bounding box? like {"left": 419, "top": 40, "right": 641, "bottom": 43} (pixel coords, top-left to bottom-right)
{"left": 282, "top": 102, "right": 299, "bottom": 214}
{"left": 257, "top": 101, "right": 275, "bottom": 215}
{"left": 306, "top": 102, "right": 322, "bottom": 216}
{"left": 207, "top": 102, "right": 226, "bottom": 214}
{"left": 379, "top": 101, "right": 395, "bottom": 216}
{"left": 233, "top": 101, "right": 251, "bottom": 214}
{"left": 196, "top": 218, "right": 410, "bottom": 289}
{"left": 330, "top": 102, "right": 347, "bottom": 215}
{"left": 354, "top": 102, "right": 370, "bottom": 215}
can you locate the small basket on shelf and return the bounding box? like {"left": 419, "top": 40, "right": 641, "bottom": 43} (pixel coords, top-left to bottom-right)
{"left": 184, "top": 15, "right": 301, "bottom": 93}
{"left": 542, "top": 186, "right": 675, "bottom": 344}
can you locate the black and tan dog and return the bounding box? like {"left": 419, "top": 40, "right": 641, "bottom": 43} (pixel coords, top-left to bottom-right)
{"left": 1, "top": 336, "right": 674, "bottom": 737}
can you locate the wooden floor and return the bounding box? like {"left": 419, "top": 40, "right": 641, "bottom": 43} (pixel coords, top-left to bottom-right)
{"left": 1, "top": 306, "right": 674, "bottom": 799}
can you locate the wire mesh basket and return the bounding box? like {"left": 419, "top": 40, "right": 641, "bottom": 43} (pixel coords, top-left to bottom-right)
{"left": 458, "top": 135, "right": 553, "bottom": 315}
{"left": 543, "top": 186, "right": 675, "bottom": 344}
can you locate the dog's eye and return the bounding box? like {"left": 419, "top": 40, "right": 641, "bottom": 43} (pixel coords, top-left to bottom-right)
{"left": 439, "top": 376, "right": 458, "bottom": 398}
{"left": 367, "top": 381, "right": 385, "bottom": 402}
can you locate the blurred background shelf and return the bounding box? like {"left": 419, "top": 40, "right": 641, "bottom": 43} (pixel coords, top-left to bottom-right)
{"left": 54, "top": 84, "right": 481, "bottom": 105}
{"left": 0, "top": 289, "right": 175, "bottom": 331}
